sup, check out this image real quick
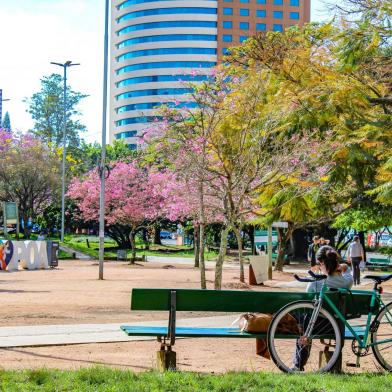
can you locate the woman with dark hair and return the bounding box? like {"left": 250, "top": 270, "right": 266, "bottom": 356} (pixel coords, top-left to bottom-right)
{"left": 307, "top": 246, "right": 353, "bottom": 293}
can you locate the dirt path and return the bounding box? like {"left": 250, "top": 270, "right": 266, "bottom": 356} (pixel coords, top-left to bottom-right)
{"left": 0, "top": 260, "right": 389, "bottom": 373}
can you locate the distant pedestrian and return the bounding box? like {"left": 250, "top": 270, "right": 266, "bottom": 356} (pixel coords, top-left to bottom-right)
{"left": 347, "top": 236, "right": 365, "bottom": 285}
{"left": 307, "top": 236, "right": 320, "bottom": 268}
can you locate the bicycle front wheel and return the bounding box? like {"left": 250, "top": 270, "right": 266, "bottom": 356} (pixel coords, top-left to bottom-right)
{"left": 268, "top": 301, "right": 342, "bottom": 373}
{"left": 372, "top": 301, "right": 392, "bottom": 371}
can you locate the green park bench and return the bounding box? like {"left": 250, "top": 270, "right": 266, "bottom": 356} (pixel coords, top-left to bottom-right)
{"left": 121, "top": 288, "right": 375, "bottom": 371}
{"left": 367, "top": 257, "right": 392, "bottom": 270}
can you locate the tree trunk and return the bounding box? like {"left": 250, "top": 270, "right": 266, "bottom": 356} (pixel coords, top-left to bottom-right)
{"left": 153, "top": 224, "right": 162, "bottom": 245}
{"left": 275, "top": 227, "right": 286, "bottom": 272}
{"left": 199, "top": 223, "right": 206, "bottom": 289}
{"left": 214, "top": 225, "right": 230, "bottom": 290}
{"left": 129, "top": 231, "right": 136, "bottom": 264}
{"left": 194, "top": 224, "right": 200, "bottom": 268}
{"left": 233, "top": 226, "right": 245, "bottom": 283}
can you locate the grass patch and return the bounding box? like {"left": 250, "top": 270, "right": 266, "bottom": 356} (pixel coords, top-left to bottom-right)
{"left": 63, "top": 235, "right": 218, "bottom": 261}
{"left": 0, "top": 368, "right": 390, "bottom": 391}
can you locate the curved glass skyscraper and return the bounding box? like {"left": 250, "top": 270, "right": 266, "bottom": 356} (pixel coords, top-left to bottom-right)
{"left": 110, "top": 0, "right": 310, "bottom": 148}
{"left": 110, "top": 0, "right": 218, "bottom": 148}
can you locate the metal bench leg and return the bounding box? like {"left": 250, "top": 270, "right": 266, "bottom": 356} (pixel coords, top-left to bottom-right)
{"left": 157, "top": 290, "right": 177, "bottom": 371}
{"left": 157, "top": 344, "right": 176, "bottom": 371}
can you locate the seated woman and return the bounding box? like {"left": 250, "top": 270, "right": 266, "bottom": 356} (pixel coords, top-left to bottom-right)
{"left": 294, "top": 246, "right": 353, "bottom": 371}
{"left": 307, "top": 245, "right": 353, "bottom": 293}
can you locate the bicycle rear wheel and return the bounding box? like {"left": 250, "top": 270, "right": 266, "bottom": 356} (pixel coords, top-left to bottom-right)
{"left": 371, "top": 301, "right": 392, "bottom": 371}
{"left": 268, "top": 301, "right": 342, "bottom": 373}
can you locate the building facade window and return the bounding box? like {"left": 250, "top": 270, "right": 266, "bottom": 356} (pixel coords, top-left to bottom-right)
{"left": 239, "top": 21, "right": 249, "bottom": 30}
{"left": 256, "top": 10, "right": 266, "bottom": 17}
{"left": 223, "top": 7, "right": 233, "bottom": 15}
{"left": 118, "top": 34, "right": 217, "bottom": 48}
{"left": 239, "top": 35, "right": 248, "bottom": 42}
{"left": 240, "top": 8, "right": 250, "bottom": 16}
{"left": 117, "top": 61, "right": 216, "bottom": 75}
{"left": 117, "top": 8, "right": 217, "bottom": 23}
{"left": 223, "top": 21, "right": 233, "bottom": 28}
{"left": 223, "top": 34, "right": 233, "bottom": 42}
{"left": 257, "top": 0, "right": 266, "bottom": 3}
{"left": 273, "top": 11, "right": 283, "bottom": 18}
{"left": 222, "top": 47, "right": 230, "bottom": 55}
{"left": 290, "top": 0, "right": 300, "bottom": 5}
{"left": 256, "top": 23, "right": 266, "bottom": 30}
{"left": 273, "top": 0, "right": 283, "bottom": 4}
{"left": 115, "top": 131, "right": 137, "bottom": 139}
{"left": 116, "top": 87, "right": 193, "bottom": 100}
{"left": 290, "top": 12, "right": 300, "bottom": 19}
{"left": 117, "top": 21, "right": 217, "bottom": 35}
{"left": 273, "top": 24, "right": 283, "bottom": 31}
{"left": 240, "top": 0, "right": 250, "bottom": 2}
{"left": 117, "top": 75, "right": 209, "bottom": 88}
{"left": 117, "top": 48, "right": 217, "bottom": 61}
{"left": 118, "top": 0, "right": 176, "bottom": 9}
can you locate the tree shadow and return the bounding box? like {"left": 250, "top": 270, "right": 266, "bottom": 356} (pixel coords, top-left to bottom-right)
{"left": 1, "top": 346, "right": 151, "bottom": 370}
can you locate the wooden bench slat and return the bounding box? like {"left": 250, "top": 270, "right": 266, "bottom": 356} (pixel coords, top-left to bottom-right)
{"left": 130, "top": 289, "right": 375, "bottom": 315}
{"left": 121, "top": 325, "right": 365, "bottom": 340}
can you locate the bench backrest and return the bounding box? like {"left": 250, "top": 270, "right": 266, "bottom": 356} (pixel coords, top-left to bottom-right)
{"left": 130, "top": 289, "right": 375, "bottom": 316}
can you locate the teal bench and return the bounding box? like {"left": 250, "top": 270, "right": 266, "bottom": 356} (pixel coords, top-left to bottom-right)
{"left": 367, "top": 257, "right": 392, "bottom": 270}
{"left": 121, "top": 288, "right": 374, "bottom": 370}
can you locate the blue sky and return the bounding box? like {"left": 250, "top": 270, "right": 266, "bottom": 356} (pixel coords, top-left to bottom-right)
{"left": 0, "top": 0, "right": 336, "bottom": 143}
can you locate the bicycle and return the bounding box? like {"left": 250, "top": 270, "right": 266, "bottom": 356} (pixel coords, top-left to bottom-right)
{"left": 267, "top": 270, "right": 392, "bottom": 373}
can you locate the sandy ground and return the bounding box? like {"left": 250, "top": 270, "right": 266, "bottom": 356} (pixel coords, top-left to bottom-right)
{"left": 0, "top": 260, "right": 390, "bottom": 373}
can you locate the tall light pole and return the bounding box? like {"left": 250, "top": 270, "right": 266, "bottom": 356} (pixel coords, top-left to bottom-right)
{"left": 50, "top": 61, "right": 80, "bottom": 243}
{"left": 99, "top": 0, "right": 110, "bottom": 280}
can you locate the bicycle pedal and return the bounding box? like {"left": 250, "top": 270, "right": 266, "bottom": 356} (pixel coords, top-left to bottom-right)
{"left": 346, "top": 362, "right": 360, "bottom": 368}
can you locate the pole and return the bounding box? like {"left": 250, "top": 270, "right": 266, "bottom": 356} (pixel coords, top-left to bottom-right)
{"left": 60, "top": 66, "right": 67, "bottom": 243}
{"left": 98, "top": 0, "right": 110, "bottom": 280}
{"left": 268, "top": 225, "right": 273, "bottom": 279}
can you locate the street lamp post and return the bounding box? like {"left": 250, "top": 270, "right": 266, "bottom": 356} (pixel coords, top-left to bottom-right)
{"left": 99, "top": 0, "right": 110, "bottom": 280}
{"left": 50, "top": 61, "right": 80, "bottom": 243}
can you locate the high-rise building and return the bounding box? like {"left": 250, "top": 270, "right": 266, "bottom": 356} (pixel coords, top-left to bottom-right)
{"left": 110, "top": 0, "right": 310, "bottom": 148}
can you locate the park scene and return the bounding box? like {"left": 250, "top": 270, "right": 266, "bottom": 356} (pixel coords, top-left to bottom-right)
{"left": 0, "top": 0, "right": 392, "bottom": 390}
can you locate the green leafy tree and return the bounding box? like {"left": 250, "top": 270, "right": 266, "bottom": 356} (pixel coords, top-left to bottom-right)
{"left": 25, "top": 73, "right": 88, "bottom": 151}
{"left": 1, "top": 111, "right": 11, "bottom": 130}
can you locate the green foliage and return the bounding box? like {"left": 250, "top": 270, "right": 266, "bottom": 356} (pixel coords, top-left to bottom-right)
{"left": 25, "top": 73, "right": 88, "bottom": 151}
{"left": 333, "top": 205, "right": 392, "bottom": 232}
{"left": 0, "top": 368, "right": 390, "bottom": 391}
{"left": 1, "top": 111, "right": 11, "bottom": 130}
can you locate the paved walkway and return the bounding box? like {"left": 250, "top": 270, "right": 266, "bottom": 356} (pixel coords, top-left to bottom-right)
{"left": 0, "top": 315, "right": 236, "bottom": 348}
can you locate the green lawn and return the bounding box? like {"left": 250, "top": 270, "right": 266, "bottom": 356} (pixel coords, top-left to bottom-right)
{"left": 0, "top": 368, "right": 391, "bottom": 392}
{"left": 63, "top": 235, "right": 218, "bottom": 261}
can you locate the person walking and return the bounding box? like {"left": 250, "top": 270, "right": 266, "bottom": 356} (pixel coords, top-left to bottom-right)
{"left": 347, "top": 235, "right": 365, "bottom": 285}
{"left": 307, "top": 236, "right": 320, "bottom": 269}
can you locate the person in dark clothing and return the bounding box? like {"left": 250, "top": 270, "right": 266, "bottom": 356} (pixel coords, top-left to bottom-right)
{"left": 307, "top": 236, "right": 320, "bottom": 268}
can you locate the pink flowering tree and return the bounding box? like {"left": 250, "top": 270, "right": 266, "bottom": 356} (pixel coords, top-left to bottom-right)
{"left": 0, "top": 129, "right": 60, "bottom": 238}
{"left": 144, "top": 65, "right": 336, "bottom": 288}
{"left": 68, "top": 160, "right": 189, "bottom": 261}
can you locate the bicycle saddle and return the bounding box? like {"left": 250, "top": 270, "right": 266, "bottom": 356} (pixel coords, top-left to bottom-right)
{"left": 363, "top": 274, "right": 392, "bottom": 284}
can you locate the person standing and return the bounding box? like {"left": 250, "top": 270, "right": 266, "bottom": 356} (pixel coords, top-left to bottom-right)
{"left": 307, "top": 236, "right": 320, "bottom": 268}
{"left": 347, "top": 235, "right": 365, "bottom": 285}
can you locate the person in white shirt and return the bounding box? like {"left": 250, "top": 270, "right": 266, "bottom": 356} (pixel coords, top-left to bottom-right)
{"left": 347, "top": 236, "right": 364, "bottom": 285}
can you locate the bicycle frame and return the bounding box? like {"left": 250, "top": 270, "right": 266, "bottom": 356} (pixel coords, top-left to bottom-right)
{"left": 316, "top": 285, "right": 392, "bottom": 349}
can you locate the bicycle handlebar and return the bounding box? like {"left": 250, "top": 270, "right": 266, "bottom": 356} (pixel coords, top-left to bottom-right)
{"left": 294, "top": 270, "right": 327, "bottom": 283}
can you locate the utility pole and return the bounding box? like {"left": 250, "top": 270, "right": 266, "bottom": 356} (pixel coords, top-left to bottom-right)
{"left": 99, "top": 0, "right": 110, "bottom": 280}
{"left": 50, "top": 61, "right": 80, "bottom": 243}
